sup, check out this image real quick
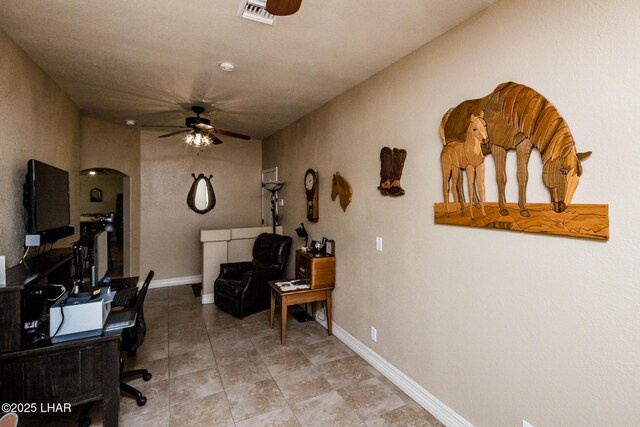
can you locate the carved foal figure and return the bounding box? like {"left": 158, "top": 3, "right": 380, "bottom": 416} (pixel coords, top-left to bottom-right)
{"left": 440, "top": 112, "right": 489, "bottom": 219}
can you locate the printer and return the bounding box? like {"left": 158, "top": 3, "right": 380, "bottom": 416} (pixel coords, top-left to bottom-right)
{"left": 49, "top": 287, "right": 114, "bottom": 343}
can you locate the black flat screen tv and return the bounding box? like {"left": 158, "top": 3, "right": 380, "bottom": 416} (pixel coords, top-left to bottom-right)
{"left": 24, "top": 159, "right": 74, "bottom": 243}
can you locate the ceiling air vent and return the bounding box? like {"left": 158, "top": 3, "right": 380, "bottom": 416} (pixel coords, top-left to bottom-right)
{"left": 238, "top": 0, "right": 275, "bottom": 25}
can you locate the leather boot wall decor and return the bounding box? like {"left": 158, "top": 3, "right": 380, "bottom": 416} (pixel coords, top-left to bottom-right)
{"left": 378, "top": 147, "right": 392, "bottom": 193}
{"left": 378, "top": 146, "right": 407, "bottom": 197}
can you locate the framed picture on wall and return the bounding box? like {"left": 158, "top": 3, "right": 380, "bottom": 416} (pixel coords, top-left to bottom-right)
{"left": 90, "top": 187, "right": 102, "bottom": 202}
{"left": 325, "top": 240, "right": 335, "bottom": 255}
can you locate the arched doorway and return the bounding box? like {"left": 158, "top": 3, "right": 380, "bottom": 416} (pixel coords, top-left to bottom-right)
{"left": 80, "top": 168, "right": 130, "bottom": 278}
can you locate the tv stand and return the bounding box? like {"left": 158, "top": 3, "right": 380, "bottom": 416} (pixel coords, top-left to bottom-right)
{"left": 36, "top": 225, "right": 75, "bottom": 244}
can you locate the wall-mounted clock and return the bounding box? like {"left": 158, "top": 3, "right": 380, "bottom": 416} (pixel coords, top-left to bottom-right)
{"left": 304, "top": 168, "right": 319, "bottom": 222}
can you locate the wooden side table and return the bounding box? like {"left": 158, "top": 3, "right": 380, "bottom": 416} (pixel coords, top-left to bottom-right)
{"left": 269, "top": 281, "right": 333, "bottom": 345}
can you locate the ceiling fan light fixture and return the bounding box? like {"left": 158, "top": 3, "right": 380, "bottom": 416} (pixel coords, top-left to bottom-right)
{"left": 219, "top": 62, "right": 235, "bottom": 72}
{"left": 185, "top": 131, "right": 212, "bottom": 149}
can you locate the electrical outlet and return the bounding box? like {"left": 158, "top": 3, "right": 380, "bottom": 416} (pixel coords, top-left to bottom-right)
{"left": 370, "top": 326, "right": 377, "bottom": 342}
{"left": 25, "top": 234, "right": 41, "bottom": 247}
{"left": 375, "top": 237, "right": 383, "bottom": 251}
{"left": 523, "top": 420, "right": 534, "bottom": 427}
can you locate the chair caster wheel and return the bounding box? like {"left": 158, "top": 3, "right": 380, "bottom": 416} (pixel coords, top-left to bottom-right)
{"left": 136, "top": 395, "right": 147, "bottom": 406}
{"left": 143, "top": 372, "right": 152, "bottom": 381}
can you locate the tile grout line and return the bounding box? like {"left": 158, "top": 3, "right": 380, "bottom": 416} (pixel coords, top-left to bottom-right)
{"left": 125, "top": 286, "right": 441, "bottom": 426}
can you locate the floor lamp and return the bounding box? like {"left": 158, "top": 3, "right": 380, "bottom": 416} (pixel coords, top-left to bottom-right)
{"left": 262, "top": 181, "right": 285, "bottom": 233}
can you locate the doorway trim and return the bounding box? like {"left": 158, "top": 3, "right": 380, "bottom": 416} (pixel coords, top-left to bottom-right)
{"left": 80, "top": 168, "right": 131, "bottom": 277}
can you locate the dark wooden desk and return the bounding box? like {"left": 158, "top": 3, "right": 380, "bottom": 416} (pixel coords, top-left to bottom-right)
{"left": 0, "top": 332, "right": 121, "bottom": 426}
{"left": 269, "top": 281, "right": 334, "bottom": 345}
{"left": 0, "top": 248, "right": 137, "bottom": 426}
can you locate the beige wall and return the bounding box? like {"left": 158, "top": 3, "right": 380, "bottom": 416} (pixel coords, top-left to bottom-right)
{"left": 263, "top": 1, "right": 640, "bottom": 426}
{"left": 0, "top": 30, "right": 80, "bottom": 266}
{"left": 80, "top": 116, "right": 141, "bottom": 277}
{"left": 139, "top": 130, "right": 262, "bottom": 281}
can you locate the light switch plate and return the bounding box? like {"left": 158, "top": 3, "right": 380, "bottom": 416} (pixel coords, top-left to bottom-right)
{"left": 375, "top": 237, "right": 383, "bottom": 251}
{"left": 0, "top": 256, "right": 5, "bottom": 286}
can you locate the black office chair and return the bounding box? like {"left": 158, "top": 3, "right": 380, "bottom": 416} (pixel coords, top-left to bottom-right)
{"left": 214, "top": 233, "right": 292, "bottom": 318}
{"left": 120, "top": 270, "right": 154, "bottom": 405}
{"left": 78, "top": 271, "right": 155, "bottom": 427}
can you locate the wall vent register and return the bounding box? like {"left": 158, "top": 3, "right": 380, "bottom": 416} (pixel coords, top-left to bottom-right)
{"left": 238, "top": 0, "right": 276, "bottom": 25}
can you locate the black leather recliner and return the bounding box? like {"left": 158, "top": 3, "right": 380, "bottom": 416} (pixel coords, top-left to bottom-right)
{"left": 214, "top": 233, "right": 292, "bottom": 318}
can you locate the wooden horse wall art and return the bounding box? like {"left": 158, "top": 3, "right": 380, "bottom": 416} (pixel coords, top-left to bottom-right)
{"left": 331, "top": 172, "right": 352, "bottom": 211}
{"left": 434, "top": 82, "right": 609, "bottom": 240}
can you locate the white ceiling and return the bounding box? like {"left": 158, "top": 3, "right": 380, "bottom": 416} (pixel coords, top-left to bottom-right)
{"left": 0, "top": 0, "right": 494, "bottom": 140}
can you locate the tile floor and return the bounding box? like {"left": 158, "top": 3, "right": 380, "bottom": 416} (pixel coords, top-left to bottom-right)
{"left": 27, "top": 285, "right": 443, "bottom": 426}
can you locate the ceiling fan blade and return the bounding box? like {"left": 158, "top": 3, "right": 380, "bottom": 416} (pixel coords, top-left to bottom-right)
{"left": 141, "top": 125, "right": 188, "bottom": 129}
{"left": 158, "top": 129, "right": 191, "bottom": 138}
{"left": 202, "top": 131, "right": 225, "bottom": 145}
{"left": 266, "top": 0, "right": 302, "bottom": 16}
{"left": 195, "top": 123, "right": 214, "bottom": 130}
{"left": 213, "top": 128, "right": 251, "bottom": 140}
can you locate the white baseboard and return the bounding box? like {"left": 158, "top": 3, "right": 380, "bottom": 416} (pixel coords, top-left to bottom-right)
{"left": 328, "top": 322, "right": 473, "bottom": 427}
{"left": 143, "top": 275, "right": 203, "bottom": 289}
{"left": 201, "top": 293, "right": 214, "bottom": 304}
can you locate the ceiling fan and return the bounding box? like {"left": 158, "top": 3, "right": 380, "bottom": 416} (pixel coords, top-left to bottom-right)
{"left": 142, "top": 106, "right": 251, "bottom": 147}
{"left": 266, "top": 0, "right": 302, "bottom": 16}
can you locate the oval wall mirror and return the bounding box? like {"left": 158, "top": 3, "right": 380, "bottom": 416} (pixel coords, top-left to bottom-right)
{"left": 187, "top": 173, "right": 216, "bottom": 214}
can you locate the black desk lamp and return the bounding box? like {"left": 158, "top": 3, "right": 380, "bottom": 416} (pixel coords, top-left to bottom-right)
{"left": 295, "top": 223, "right": 308, "bottom": 246}
{"left": 262, "top": 181, "right": 285, "bottom": 234}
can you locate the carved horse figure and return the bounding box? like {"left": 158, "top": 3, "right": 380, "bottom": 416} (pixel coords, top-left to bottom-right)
{"left": 440, "top": 82, "right": 591, "bottom": 216}
{"left": 440, "top": 112, "right": 489, "bottom": 219}
{"left": 331, "top": 172, "right": 352, "bottom": 211}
